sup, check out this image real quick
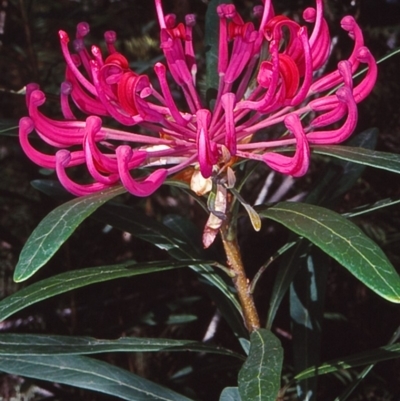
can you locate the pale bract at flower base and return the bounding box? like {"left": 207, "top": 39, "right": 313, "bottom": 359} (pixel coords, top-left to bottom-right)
{"left": 19, "top": 0, "right": 377, "bottom": 203}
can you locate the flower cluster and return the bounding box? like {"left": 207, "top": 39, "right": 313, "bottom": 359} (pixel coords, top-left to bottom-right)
{"left": 20, "top": 0, "right": 377, "bottom": 197}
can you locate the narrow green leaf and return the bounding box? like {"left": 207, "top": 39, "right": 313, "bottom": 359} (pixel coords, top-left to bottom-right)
{"left": 313, "top": 145, "right": 400, "bottom": 174}
{"left": 199, "top": 278, "right": 248, "bottom": 338}
{"left": 97, "top": 203, "right": 187, "bottom": 253}
{"left": 260, "top": 202, "right": 400, "bottom": 303}
{"left": 0, "top": 119, "right": 18, "bottom": 136}
{"left": 220, "top": 387, "right": 242, "bottom": 401}
{"left": 163, "top": 214, "right": 205, "bottom": 259}
{"left": 308, "top": 129, "right": 377, "bottom": 206}
{"left": 270, "top": 130, "right": 378, "bottom": 399}
{"left": 31, "top": 182, "right": 245, "bottom": 336}
{"left": 14, "top": 185, "right": 126, "bottom": 282}
{"left": 344, "top": 197, "right": 400, "bottom": 218}
{"left": 329, "top": 129, "right": 377, "bottom": 197}
{"left": 239, "top": 338, "right": 250, "bottom": 356}
{"left": 295, "top": 343, "right": 400, "bottom": 382}
{"left": 31, "top": 179, "right": 72, "bottom": 201}
{"left": 238, "top": 329, "right": 283, "bottom": 401}
{"left": 0, "top": 334, "right": 244, "bottom": 360}
{"left": 265, "top": 240, "right": 304, "bottom": 329}
{"left": 93, "top": 203, "right": 244, "bottom": 336}
{"left": 0, "top": 354, "right": 193, "bottom": 401}
{"left": 290, "top": 249, "right": 329, "bottom": 401}
{"left": 0, "top": 260, "right": 200, "bottom": 321}
{"left": 163, "top": 214, "right": 246, "bottom": 337}
{"left": 142, "top": 313, "right": 198, "bottom": 326}
{"left": 333, "top": 326, "right": 400, "bottom": 401}
{"left": 266, "top": 129, "right": 377, "bottom": 329}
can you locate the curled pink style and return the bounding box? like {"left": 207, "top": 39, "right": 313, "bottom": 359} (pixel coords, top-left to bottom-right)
{"left": 20, "top": 0, "right": 377, "bottom": 198}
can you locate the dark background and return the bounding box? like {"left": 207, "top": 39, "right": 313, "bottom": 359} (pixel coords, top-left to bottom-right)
{"left": 1, "top": 0, "right": 400, "bottom": 400}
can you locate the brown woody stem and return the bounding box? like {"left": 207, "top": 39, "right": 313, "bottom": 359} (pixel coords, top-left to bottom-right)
{"left": 220, "top": 207, "right": 260, "bottom": 332}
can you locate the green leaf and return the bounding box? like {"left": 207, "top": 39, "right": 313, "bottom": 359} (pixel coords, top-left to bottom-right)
{"left": 31, "top": 182, "right": 246, "bottom": 336}
{"left": 265, "top": 240, "right": 304, "bottom": 329}
{"left": 162, "top": 215, "right": 246, "bottom": 337}
{"left": 295, "top": 342, "right": 400, "bottom": 382}
{"left": 163, "top": 214, "right": 206, "bottom": 259}
{"left": 308, "top": 129, "right": 378, "bottom": 206}
{"left": 0, "top": 119, "right": 18, "bottom": 136}
{"left": 329, "top": 129, "right": 377, "bottom": 197}
{"left": 31, "top": 179, "right": 72, "bottom": 201}
{"left": 313, "top": 145, "right": 400, "bottom": 174}
{"left": 333, "top": 326, "right": 400, "bottom": 401}
{"left": 266, "top": 129, "right": 377, "bottom": 328}
{"left": 0, "top": 354, "right": 193, "bottom": 401}
{"left": 141, "top": 312, "right": 198, "bottom": 326}
{"left": 14, "top": 185, "right": 126, "bottom": 282}
{"left": 0, "top": 333, "right": 244, "bottom": 360}
{"left": 0, "top": 260, "right": 199, "bottom": 321}
{"left": 269, "top": 130, "right": 378, "bottom": 400}
{"left": 95, "top": 203, "right": 194, "bottom": 257}
{"left": 239, "top": 338, "right": 250, "bottom": 356}
{"left": 344, "top": 197, "right": 400, "bottom": 218}
{"left": 238, "top": 329, "right": 283, "bottom": 401}
{"left": 94, "top": 203, "right": 243, "bottom": 321}
{"left": 260, "top": 202, "right": 400, "bottom": 303}
{"left": 220, "top": 387, "right": 242, "bottom": 401}
{"left": 196, "top": 278, "right": 248, "bottom": 338}
{"left": 290, "top": 249, "right": 329, "bottom": 401}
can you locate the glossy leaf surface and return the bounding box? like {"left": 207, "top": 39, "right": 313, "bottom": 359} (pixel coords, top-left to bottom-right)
{"left": 313, "top": 145, "right": 400, "bottom": 174}
{"left": 30, "top": 181, "right": 245, "bottom": 336}
{"left": 14, "top": 186, "right": 126, "bottom": 282}
{"left": 0, "top": 354, "right": 193, "bottom": 401}
{"left": 287, "top": 130, "right": 376, "bottom": 401}
{"left": 295, "top": 342, "right": 400, "bottom": 381}
{"left": 238, "top": 329, "right": 283, "bottom": 401}
{"left": 0, "top": 260, "right": 198, "bottom": 321}
{"left": 0, "top": 333, "right": 244, "bottom": 360}
{"left": 220, "top": 387, "right": 242, "bottom": 401}
{"left": 261, "top": 202, "right": 400, "bottom": 303}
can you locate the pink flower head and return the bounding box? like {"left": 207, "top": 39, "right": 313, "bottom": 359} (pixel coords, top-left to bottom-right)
{"left": 20, "top": 0, "right": 377, "bottom": 198}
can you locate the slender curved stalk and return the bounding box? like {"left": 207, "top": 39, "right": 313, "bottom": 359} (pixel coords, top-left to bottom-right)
{"left": 220, "top": 199, "right": 260, "bottom": 332}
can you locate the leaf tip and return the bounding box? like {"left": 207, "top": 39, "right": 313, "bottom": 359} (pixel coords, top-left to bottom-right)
{"left": 386, "top": 295, "right": 400, "bottom": 304}
{"left": 13, "top": 274, "right": 25, "bottom": 283}
{"left": 13, "top": 266, "right": 29, "bottom": 283}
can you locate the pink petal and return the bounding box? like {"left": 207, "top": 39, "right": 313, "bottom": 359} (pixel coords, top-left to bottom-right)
{"left": 263, "top": 114, "right": 310, "bottom": 177}
{"left": 104, "top": 30, "right": 117, "bottom": 54}
{"left": 154, "top": 62, "right": 188, "bottom": 125}
{"left": 116, "top": 145, "right": 167, "bottom": 196}
{"left": 55, "top": 149, "right": 111, "bottom": 196}
{"left": 59, "top": 30, "right": 97, "bottom": 96}
{"left": 60, "top": 81, "right": 76, "bottom": 120}
{"left": 221, "top": 93, "right": 236, "bottom": 155}
{"left": 307, "top": 87, "right": 357, "bottom": 144}
{"left": 353, "top": 47, "right": 377, "bottom": 103}
{"left": 196, "top": 109, "right": 218, "bottom": 178}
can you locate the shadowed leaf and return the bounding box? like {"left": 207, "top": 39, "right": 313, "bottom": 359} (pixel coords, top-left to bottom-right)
{"left": 313, "top": 145, "right": 400, "bottom": 174}
{"left": 1, "top": 260, "right": 201, "bottom": 321}
{"left": 295, "top": 342, "right": 400, "bottom": 382}
{"left": 0, "top": 333, "right": 244, "bottom": 360}
{"left": 0, "top": 354, "right": 193, "bottom": 401}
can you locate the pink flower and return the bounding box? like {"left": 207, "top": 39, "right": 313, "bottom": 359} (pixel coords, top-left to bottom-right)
{"left": 20, "top": 0, "right": 377, "bottom": 197}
